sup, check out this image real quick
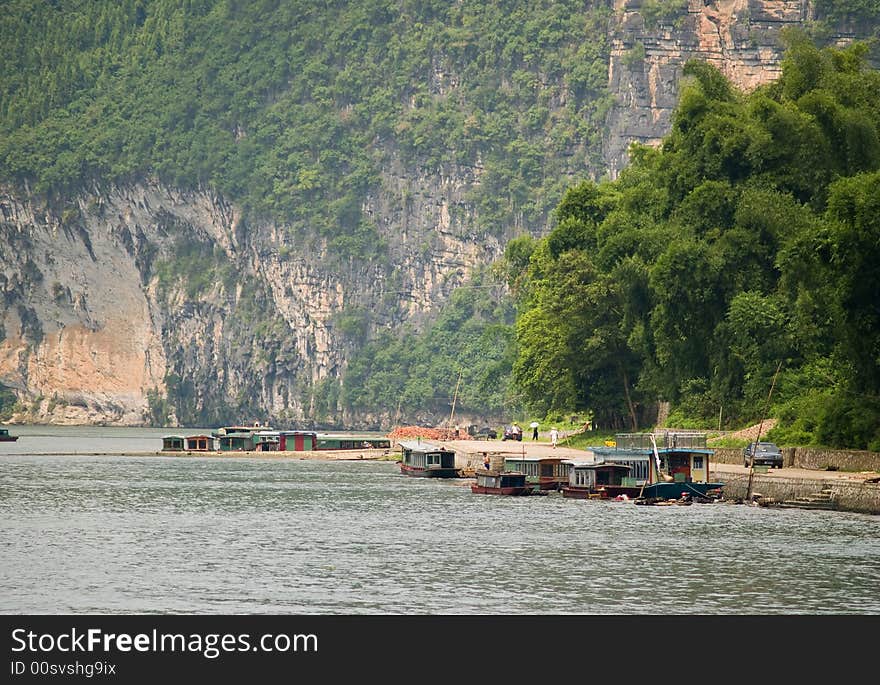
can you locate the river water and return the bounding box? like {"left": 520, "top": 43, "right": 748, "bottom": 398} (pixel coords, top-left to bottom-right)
{"left": 1, "top": 427, "right": 878, "bottom": 614}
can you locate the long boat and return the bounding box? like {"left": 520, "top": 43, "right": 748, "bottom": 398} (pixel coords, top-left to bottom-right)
{"left": 316, "top": 434, "right": 392, "bottom": 450}
{"left": 398, "top": 440, "right": 459, "bottom": 478}
{"left": 502, "top": 456, "right": 570, "bottom": 491}
{"left": 561, "top": 461, "right": 633, "bottom": 499}
{"left": 0, "top": 427, "right": 18, "bottom": 442}
{"left": 585, "top": 432, "right": 725, "bottom": 501}
{"left": 470, "top": 470, "right": 538, "bottom": 496}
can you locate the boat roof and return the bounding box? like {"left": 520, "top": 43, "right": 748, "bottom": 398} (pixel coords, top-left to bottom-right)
{"left": 504, "top": 456, "right": 566, "bottom": 463}
{"left": 569, "top": 461, "right": 631, "bottom": 471}
{"left": 398, "top": 440, "right": 451, "bottom": 452}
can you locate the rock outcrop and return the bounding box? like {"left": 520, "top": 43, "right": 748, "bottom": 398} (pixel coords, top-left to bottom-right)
{"left": 0, "top": 168, "right": 504, "bottom": 427}
{"left": 605, "top": 0, "right": 820, "bottom": 176}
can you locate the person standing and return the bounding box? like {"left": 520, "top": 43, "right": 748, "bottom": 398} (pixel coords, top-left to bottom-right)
{"left": 483, "top": 454, "right": 491, "bottom": 471}
{"left": 532, "top": 423, "right": 539, "bottom": 441}
{"left": 550, "top": 427, "right": 559, "bottom": 448}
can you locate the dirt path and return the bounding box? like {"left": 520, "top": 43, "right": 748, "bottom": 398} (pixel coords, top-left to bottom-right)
{"left": 707, "top": 419, "right": 777, "bottom": 444}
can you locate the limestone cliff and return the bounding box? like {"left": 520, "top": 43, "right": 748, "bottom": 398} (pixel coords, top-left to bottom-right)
{"left": 0, "top": 167, "right": 502, "bottom": 427}
{"left": 605, "top": 0, "right": 835, "bottom": 176}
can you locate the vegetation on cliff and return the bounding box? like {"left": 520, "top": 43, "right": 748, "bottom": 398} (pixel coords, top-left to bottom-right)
{"left": 509, "top": 33, "right": 880, "bottom": 450}
{"left": 0, "top": 0, "right": 612, "bottom": 237}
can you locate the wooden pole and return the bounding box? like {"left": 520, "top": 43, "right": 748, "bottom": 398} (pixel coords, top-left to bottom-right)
{"left": 449, "top": 370, "right": 462, "bottom": 431}
{"left": 745, "top": 360, "right": 783, "bottom": 502}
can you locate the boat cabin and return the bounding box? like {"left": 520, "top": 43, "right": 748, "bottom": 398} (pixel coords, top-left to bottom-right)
{"left": 254, "top": 431, "right": 281, "bottom": 451}
{"left": 398, "top": 440, "right": 459, "bottom": 478}
{"left": 162, "top": 435, "right": 185, "bottom": 451}
{"left": 316, "top": 434, "right": 391, "bottom": 450}
{"left": 278, "top": 431, "right": 317, "bottom": 451}
{"left": 503, "top": 456, "right": 570, "bottom": 490}
{"left": 471, "top": 470, "right": 533, "bottom": 496}
{"left": 211, "top": 423, "right": 273, "bottom": 438}
{"left": 562, "top": 461, "right": 632, "bottom": 499}
{"left": 185, "top": 435, "right": 214, "bottom": 451}
{"left": 218, "top": 432, "right": 256, "bottom": 451}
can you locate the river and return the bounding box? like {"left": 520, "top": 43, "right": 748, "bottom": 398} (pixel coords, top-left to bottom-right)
{"left": 1, "top": 426, "right": 878, "bottom": 614}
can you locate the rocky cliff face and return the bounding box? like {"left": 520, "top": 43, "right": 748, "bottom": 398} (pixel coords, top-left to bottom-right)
{"left": 0, "top": 166, "right": 503, "bottom": 427}
{"left": 605, "top": 0, "right": 816, "bottom": 176}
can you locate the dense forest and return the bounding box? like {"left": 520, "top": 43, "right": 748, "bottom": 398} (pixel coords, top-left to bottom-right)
{"left": 504, "top": 33, "right": 880, "bottom": 449}
{"left": 0, "top": 0, "right": 612, "bottom": 236}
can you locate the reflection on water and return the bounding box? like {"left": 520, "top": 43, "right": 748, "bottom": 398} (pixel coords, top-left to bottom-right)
{"left": 0, "top": 429, "right": 879, "bottom": 614}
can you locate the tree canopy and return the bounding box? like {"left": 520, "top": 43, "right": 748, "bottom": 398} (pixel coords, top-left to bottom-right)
{"left": 509, "top": 33, "right": 880, "bottom": 449}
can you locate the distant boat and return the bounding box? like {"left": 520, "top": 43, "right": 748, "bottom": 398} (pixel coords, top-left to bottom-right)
{"left": 470, "top": 470, "right": 541, "bottom": 496}
{"left": 0, "top": 427, "right": 18, "bottom": 442}
{"left": 398, "top": 440, "right": 459, "bottom": 478}
{"left": 161, "top": 435, "right": 185, "bottom": 451}
{"left": 316, "top": 434, "right": 391, "bottom": 450}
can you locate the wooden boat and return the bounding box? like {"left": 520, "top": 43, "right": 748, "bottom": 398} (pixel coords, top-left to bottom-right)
{"left": 502, "top": 456, "right": 570, "bottom": 491}
{"left": 398, "top": 440, "right": 459, "bottom": 478}
{"left": 561, "top": 461, "right": 633, "bottom": 499}
{"left": 278, "top": 431, "right": 318, "bottom": 451}
{"left": 588, "top": 432, "right": 725, "bottom": 501}
{"left": 218, "top": 431, "right": 257, "bottom": 451}
{"left": 211, "top": 423, "right": 273, "bottom": 438}
{"left": 470, "top": 470, "right": 536, "bottom": 496}
{"left": 185, "top": 434, "right": 215, "bottom": 451}
{"left": 316, "top": 434, "right": 391, "bottom": 450}
{"left": 0, "top": 427, "right": 18, "bottom": 442}
{"left": 161, "top": 435, "right": 185, "bottom": 451}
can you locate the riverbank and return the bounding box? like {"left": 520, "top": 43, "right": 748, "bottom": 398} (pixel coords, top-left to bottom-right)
{"left": 441, "top": 439, "right": 880, "bottom": 514}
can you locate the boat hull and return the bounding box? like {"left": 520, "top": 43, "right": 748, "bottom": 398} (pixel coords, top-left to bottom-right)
{"left": 641, "top": 482, "right": 724, "bottom": 500}
{"left": 399, "top": 463, "right": 459, "bottom": 478}
{"left": 0, "top": 436, "right": 17, "bottom": 442}
{"left": 560, "top": 487, "right": 606, "bottom": 500}
{"left": 471, "top": 484, "right": 534, "bottom": 496}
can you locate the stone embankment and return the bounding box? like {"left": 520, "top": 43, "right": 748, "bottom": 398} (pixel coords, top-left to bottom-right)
{"left": 710, "top": 465, "right": 880, "bottom": 515}
{"left": 712, "top": 446, "right": 880, "bottom": 473}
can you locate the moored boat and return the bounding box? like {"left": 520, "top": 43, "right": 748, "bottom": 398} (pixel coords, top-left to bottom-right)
{"left": 502, "top": 456, "right": 569, "bottom": 491}
{"left": 561, "top": 461, "right": 633, "bottom": 499}
{"left": 470, "top": 470, "right": 538, "bottom": 496}
{"left": 398, "top": 440, "right": 459, "bottom": 478}
{"left": 588, "top": 432, "right": 725, "bottom": 501}
{"left": 161, "top": 435, "right": 185, "bottom": 451}
{"left": 316, "top": 434, "right": 391, "bottom": 450}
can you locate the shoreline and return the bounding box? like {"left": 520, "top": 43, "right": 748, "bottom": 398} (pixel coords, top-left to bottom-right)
{"left": 0, "top": 448, "right": 397, "bottom": 461}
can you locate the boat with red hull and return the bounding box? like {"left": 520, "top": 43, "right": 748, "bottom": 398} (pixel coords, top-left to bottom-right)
{"left": 470, "top": 470, "right": 540, "bottom": 496}
{"left": 502, "top": 456, "right": 570, "bottom": 491}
